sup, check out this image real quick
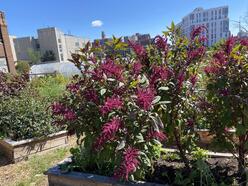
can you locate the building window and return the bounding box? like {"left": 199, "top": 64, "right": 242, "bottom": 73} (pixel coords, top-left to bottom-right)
{"left": 75, "top": 42, "right": 80, "bottom": 47}
{"left": 58, "top": 38, "right": 61, "bottom": 43}
{"left": 60, "top": 54, "right": 64, "bottom": 61}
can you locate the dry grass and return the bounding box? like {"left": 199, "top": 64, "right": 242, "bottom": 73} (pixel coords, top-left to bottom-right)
{"left": 0, "top": 137, "right": 75, "bottom": 186}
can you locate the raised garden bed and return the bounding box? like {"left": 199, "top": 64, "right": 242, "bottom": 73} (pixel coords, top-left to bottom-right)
{"left": 46, "top": 158, "right": 166, "bottom": 186}
{"left": 0, "top": 131, "right": 68, "bottom": 163}
{"left": 196, "top": 129, "right": 237, "bottom": 145}
{"left": 46, "top": 152, "right": 242, "bottom": 186}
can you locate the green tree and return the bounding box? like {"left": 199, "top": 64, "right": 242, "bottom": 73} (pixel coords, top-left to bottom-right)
{"left": 27, "top": 48, "right": 41, "bottom": 65}
{"left": 16, "top": 61, "right": 30, "bottom": 74}
{"left": 41, "top": 50, "right": 56, "bottom": 62}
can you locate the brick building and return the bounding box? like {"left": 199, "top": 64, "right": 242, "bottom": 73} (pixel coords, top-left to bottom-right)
{"left": 0, "top": 11, "right": 15, "bottom": 73}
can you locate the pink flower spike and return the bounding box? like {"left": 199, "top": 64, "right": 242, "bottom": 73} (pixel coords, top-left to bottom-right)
{"left": 100, "top": 96, "right": 123, "bottom": 115}
{"left": 114, "top": 147, "right": 140, "bottom": 180}
{"left": 94, "top": 117, "right": 121, "bottom": 151}
{"left": 147, "top": 130, "right": 167, "bottom": 142}
{"left": 63, "top": 109, "right": 77, "bottom": 121}
{"left": 128, "top": 41, "right": 147, "bottom": 60}
{"left": 132, "top": 61, "right": 143, "bottom": 75}
{"left": 190, "top": 74, "right": 197, "bottom": 87}
{"left": 100, "top": 59, "right": 123, "bottom": 80}
{"left": 136, "top": 88, "right": 155, "bottom": 110}
{"left": 51, "top": 102, "right": 65, "bottom": 115}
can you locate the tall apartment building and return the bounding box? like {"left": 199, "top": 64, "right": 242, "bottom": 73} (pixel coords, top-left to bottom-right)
{"left": 13, "top": 27, "right": 89, "bottom": 63}
{"left": 177, "top": 6, "right": 230, "bottom": 46}
{"left": 0, "top": 11, "right": 15, "bottom": 73}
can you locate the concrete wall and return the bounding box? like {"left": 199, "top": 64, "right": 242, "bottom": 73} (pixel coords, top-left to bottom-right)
{"left": 14, "top": 36, "right": 38, "bottom": 61}
{"left": 38, "top": 27, "right": 61, "bottom": 61}
{"left": 9, "top": 35, "right": 17, "bottom": 62}
{"left": 64, "top": 34, "right": 88, "bottom": 60}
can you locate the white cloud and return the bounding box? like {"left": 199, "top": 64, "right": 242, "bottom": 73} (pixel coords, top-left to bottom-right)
{"left": 91, "top": 20, "right": 103, "bottom": 27}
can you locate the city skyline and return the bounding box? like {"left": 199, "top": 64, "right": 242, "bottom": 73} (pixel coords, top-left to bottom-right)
{"left": 0, "top": 0, "right": 247, "bottom": 40}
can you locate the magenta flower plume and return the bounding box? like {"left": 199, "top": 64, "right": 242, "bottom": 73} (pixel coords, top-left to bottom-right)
{"left": 51, "top": 102, "right": 76, "bottom": 121}
{"left": 204, "top": 66, "right": 219, "bottom": 75}
{"left": 154, "top": 35, "right": 168, "bottom": 52}
{"left": 225, "top": 36, "right": 236, "bottom": 54}
{"left": 187, "top": 119, "right": 195, "bottom": 127}
{"left": 147, "top": 130, "right": 167, "bottom": 142}
{"left": 177, "top": 71, "right": 185, "bottom": 90}
{"left": 219, "top": 88, "right": 229, "bottom": 96}
{"left": 213, "top": 51, "right": 227, "bottom": 66}
{"left": 100, "top": 96, "right": 123, "bottom": 115}
{"left": 150, "top": 65, "right": 169, "bottom": 85}
{"left": 114, "top": 147, "right": 140, "bottom": 181}
{"left": 189, "top": 74, "right": 197, "bottom": 87}
{"left": 190, "top": 25, "right": 207, "bottom": 40}
{"left": 113, "top": 86, "right": 126, "bottom": 96}
{"left": 129, "top": 41, "right": 147, "bottom": 60}
{"left": 199, "top": 36, "right": 208, "bottom": 43}
{"left": 89, "top": 68, "right": 103, "bottom": 81}
{"left": 63, "top": 109, "right": 77, "bottom": 121}
{"left": 51, "top": 102, "right": 65, "bottom": 115}
{"left": 66, "top": 83, "right": 80, "bottom": 93}
{"left": 240, "top": 38, "right": 248, "bottom": 47}
{"left": 136, "top": 88, "right": 155, "bottom": 110}
{"left": 94, "top": 117, "right": 121, "bottom": 151}
{"left": 100, "top": 59, "right": 123, "bottom": 80}
{"left": 132, "top": 61, "right": 143, "bottom": 75}
{"left": 188, "top": 46, "right": 206, "bottom": 60}
{"left": 84, "top": 89, "right": 99, "bottom": 103}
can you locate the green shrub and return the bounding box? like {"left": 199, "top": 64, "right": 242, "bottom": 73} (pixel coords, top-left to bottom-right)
{"left": 30, "top": 74, "right": 69, "bottom": 101}
{"left": 16, "top": 61, "right": 30, "bottom": 74}
{"left": 0, "top": 90, "right": 60, "bottom": 141}
{"left": 202, "top": 37, "right": 248, "bottom": 182}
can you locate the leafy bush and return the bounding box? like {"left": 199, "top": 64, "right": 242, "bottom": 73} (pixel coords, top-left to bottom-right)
{"left": 52, "top": 23, "right": 208, "bottom": 181}
{"left": 16, "top": 60, "right": 30, "bottom": 74}
{"left": 30, "top": 74, "right": 69, "bottom": 101}
{"left": 0, "top": 72, "right": 28, "bottom": 97}
{"left": 202, "top": 37, "right": 248, "bottom": 182}
{"left": 53, "top": 40, "right": 167, "bottom": 181}
{"left": 147, "top": 23, "right": 206, "bottom": 169}
{"left": 0, "top": 73, "right": 62, "bottom": 140}
{"left": 0, "top": 90, "right": 59, "bottom": 141}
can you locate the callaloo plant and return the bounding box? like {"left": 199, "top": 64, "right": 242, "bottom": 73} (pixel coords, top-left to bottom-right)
{"left": 0, "top": 72, "right": 28, "bottom": 98}
{"left": 147, "top": 23, "right": 206, "bottom": 170}
{"left": 52, "top": 38, "right": 166, "bottom": 181}
{"left": 202, "top": 37, "right": 248, "bottom": 183}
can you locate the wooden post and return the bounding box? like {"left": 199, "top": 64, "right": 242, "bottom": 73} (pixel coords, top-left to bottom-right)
{"left": 0, "top": 11, "right": 16, "bottom": 74}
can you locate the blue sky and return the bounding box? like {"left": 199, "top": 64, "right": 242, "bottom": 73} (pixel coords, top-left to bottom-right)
{"left": 1, "top": 0, "right": 248, "bottom": 41}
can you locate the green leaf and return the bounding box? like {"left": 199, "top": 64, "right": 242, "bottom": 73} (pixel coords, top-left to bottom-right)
{"left": 116, "top": 140, "right": 126, "bottom": 150}
{"left": 136, "top": 133, "right": 145, "bottom": 143}
{"left": 100, "top": 88, "right": 106, "bottom": 95}
{"left": 236, "top": 124, "right": 246, "bottom": 136}
{"left": 159, "top": 101, "right": 171, "bottom": 104}
{"left": 107, "top": 78, "right": 115, "bottom": 82}
{"left": 152, "top": 96, "right": 161, "bottom": 104}
{"left": 158, "top": 86, "right": 169, "bottom": 91}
